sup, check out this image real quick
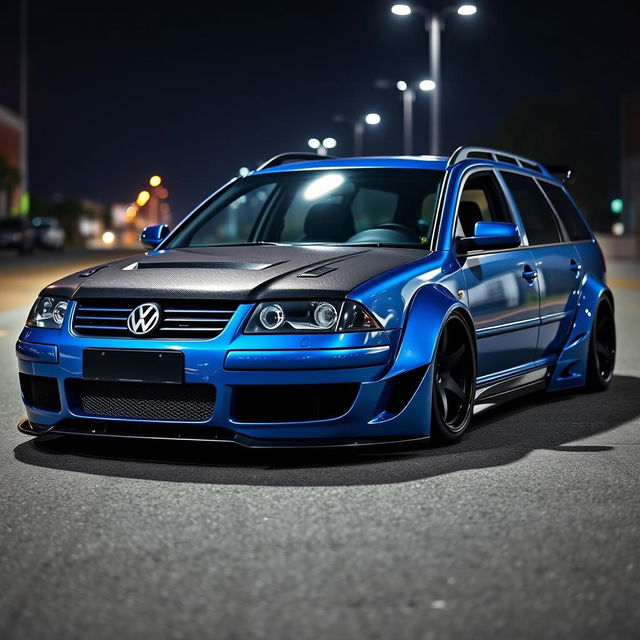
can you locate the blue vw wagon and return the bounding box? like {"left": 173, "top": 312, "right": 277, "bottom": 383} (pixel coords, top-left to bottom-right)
{"left": 16, "top": 146, "right": 615, "bottom": 447}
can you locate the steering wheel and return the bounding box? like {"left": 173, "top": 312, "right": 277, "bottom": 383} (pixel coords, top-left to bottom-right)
{"left": 372, "top": 222, "right": 417, "bottom": 239}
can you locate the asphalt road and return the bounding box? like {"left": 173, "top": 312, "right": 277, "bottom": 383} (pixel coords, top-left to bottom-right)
{"left": 0, "top": 249, "right": 639, "bottom": 640}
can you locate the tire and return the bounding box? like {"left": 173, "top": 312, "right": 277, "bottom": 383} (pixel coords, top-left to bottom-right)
{"left": 586, "top": 295, "right": 616, "bottom": 391}
{"left": 430, "top": 312, "right": 476, "bottom": 444}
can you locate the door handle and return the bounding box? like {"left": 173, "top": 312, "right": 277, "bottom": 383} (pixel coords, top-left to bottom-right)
{"left": 521, "top": 265, "right": 538, "bottom": 282}
{"left": 570, "top": 259, "right": 582, "bottom": 273}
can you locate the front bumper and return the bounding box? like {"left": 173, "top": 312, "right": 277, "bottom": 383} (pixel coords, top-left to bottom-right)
{"left": 16, "top": 302, "right": 432, "bottom": 445}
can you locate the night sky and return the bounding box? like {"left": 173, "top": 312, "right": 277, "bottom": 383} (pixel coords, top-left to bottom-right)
{"left": 1, "top": 0, "right": 638, "bottom": 219}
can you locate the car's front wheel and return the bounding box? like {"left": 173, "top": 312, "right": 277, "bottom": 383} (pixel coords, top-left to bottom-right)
{"left": 430, "top": 312, "right": 476, "bottom": 444}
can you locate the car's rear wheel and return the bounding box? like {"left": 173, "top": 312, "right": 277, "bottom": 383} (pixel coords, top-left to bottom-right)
{"left": 586, "top": 296, "right": 616, "bottom": 391}
{"left": 430, "top": 312, "right": 476, "bottom": 444}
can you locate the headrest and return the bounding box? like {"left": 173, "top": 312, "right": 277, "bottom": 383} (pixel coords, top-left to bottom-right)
{"left": 304, "top": 203, "right": 355, "bottom": 242}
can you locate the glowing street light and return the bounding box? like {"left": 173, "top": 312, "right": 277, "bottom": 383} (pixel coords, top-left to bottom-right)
{"left": 391, "top": 3, "right": 477, "bottom": 154}
{"left": 391, "top": 4, "right": 412, "bottom": 15}
{"left": 322, "top": 137, "right": 337, "bottom": 149}
{"left": 419, "top": 79, "right": 436, "bottom": 91}
{"left": 149, "top": 175, "right": 162, "bottom": 187}
{"left": 457, "top": 4, "right": 477, "bottom": 15}
{"left": 136, "top": 190, "right": 151, "bottom": 207}
{"left": 308, "top": 136, "right": 337, "bottom": 156}
{"left": 354, "top": 113, "right": 381, "bottom": 156}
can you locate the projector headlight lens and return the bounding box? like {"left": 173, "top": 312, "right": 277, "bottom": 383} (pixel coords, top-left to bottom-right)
{"left": 245, "top": 300, "right": 380, "bottom": 333}
{"left": 258, "top": 304, "right": 285, "bottom": 330}
{"left": 313, "top": 302, "right": 338, "bottom": 329}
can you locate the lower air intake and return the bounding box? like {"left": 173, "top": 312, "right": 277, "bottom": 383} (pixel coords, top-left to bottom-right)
{"left": 66, "top": 380, "right": 215, "bottom": 422}
{"left": 231, "top": 383, "right": 360, "bottom": 423}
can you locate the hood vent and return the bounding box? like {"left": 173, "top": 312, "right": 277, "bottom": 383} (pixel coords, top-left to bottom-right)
{"left": 125, "top": 261, "right": 277, "bottom": 271}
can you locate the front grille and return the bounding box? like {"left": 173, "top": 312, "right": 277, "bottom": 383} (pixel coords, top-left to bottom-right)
{"left": 231, "top": 383, "right": 360, "bottom": 423}
{"left": 72, "top": 299, "right": 238, "bottom": 339}
{"left": 20, "top": 374, "right": 61, "bottom": 412}
{"left": 66, "top": 379, "right": 216, "bottom": 422}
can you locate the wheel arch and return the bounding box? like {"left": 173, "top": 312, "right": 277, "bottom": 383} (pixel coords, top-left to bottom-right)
{"left": 382, "top": 283, "right": 476, "bottom": 380}
{"left": 548, "top": 274, "right": 614, "bottom": 391}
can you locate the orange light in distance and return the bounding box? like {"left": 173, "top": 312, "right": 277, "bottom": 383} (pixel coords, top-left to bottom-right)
{"left": 149, "top": 175, "right": 162, "bottom": 187}
{"left": 136, "top": 190, "right": 151, "bottom": 206}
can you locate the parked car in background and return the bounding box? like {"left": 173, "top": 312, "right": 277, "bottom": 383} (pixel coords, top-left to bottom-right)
{"left": 32, "top": 217, "right": 66, "bottom": 251}
{"left": 0, "top": 217, "right": 36, "bottom": 254}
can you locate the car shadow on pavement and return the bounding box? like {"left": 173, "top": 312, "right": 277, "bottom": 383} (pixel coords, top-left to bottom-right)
{"left": 13, "top": 375, "right": 640, "bottom": 487}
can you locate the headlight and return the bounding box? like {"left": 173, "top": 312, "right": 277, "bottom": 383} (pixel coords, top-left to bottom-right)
{"left": 244, "top": 300, "right": 381, "bottom": 334}
{"left": 27, "top": 296, "right": 69, "bottom": 329}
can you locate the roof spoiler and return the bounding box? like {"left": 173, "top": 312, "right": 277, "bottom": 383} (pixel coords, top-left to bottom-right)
{"left": 545, "top": 164, "right": 572, "bottom": 182}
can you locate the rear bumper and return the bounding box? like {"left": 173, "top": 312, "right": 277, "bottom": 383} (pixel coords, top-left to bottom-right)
{"left": 16, "top": 307, "right": 432, "bottom": 443}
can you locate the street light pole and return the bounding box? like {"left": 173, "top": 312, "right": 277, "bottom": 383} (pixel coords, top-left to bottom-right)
{"left": 428, "top": 12, "right": 441, "bottom": 156}
{"left": 333, "top": 113, "right": 381, "bottom": 156}
{"left": 19, "top": 0, "right": 28, "bottom": 214}
{"left": 395, "top": 80, "right": 435, "bottom": 155}
{"left": 391, "top": 3, "right": 477, "bottom": 155}
{"left": 354, "top": 122, "right": 365, "bottom": 156}
{"left": 402, "top": 89, "right": 415, "bottom": 155}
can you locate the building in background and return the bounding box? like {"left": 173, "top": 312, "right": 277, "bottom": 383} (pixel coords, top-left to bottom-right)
{"left": 622, "top": 94, "right": 640, "bottom": 236}
{"left": 0, "top": 104, "right": 25, "bottom": 218}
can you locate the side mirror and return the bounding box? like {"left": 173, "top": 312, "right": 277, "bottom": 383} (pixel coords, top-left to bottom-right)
{"left": 457, "top": 221, "right": 521, "bottom": 252}
{"left": 140, "top": 224, "right": 170, "bottom": 249}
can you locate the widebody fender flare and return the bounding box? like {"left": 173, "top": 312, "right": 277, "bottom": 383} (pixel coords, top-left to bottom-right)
{"left": 547, "top": 273, "right": 613, "bottom": 391}
{"left": 382, "top": 283, "right": 475, "bottom": 381}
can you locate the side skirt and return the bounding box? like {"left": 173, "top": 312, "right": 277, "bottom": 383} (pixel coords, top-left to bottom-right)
{"left": 473, "top": 365, "right": 550, "bottom": 414}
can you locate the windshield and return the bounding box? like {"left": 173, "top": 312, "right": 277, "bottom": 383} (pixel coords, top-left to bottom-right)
{"left": 166, "top": 168, "right": 444, "bottom": 249}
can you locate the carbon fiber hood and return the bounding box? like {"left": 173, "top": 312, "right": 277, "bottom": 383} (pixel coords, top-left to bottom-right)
{"left": 42, "top": 245, "right": 427, "bottom": 300}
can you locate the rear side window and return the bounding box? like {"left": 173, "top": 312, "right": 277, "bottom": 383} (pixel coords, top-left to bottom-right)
{"left": 501, "top": 172, "right": 562, "bottom": 245}
{"left": 539, "top": 182, "right": 591, "bottom": 241}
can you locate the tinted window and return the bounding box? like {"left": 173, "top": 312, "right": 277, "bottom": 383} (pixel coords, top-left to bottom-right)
{"left": 539, "top": 182, "right": 591, "bottom": 241}
{"left": 501, "top": 172, "right": 562, "bottom": 245}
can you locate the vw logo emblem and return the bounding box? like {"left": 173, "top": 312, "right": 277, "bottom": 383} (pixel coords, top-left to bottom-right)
{"left": 127, "top": 302, "right": 162, "bottom": 336}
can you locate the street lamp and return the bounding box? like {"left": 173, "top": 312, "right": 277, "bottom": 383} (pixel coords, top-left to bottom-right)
{"left": 332, "top": 113, "right": 382, "bottom": 155}
{"left": 307, "top": 137, "right": 338, "bottom": 156}
{"left": 391, "top": 3, "right": 477, "bottom": 155}
{"left": 353, "top": 113, "right": 382, "bottom": 156}
{"left": 323, "top": 137, "right": 337, "bottom": 150}
{"left": 395, "top": 80, "right": 436, "bottom": 155}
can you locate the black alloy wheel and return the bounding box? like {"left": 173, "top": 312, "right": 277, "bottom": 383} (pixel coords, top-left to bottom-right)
{"left": 430, "top": 312, "right": 476, "bottom": 444}
{"left": 586, "top": 296, "right": 616, "bottom": 391}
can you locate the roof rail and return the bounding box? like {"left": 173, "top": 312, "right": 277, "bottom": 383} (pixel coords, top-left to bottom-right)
{"left": 256, "top": 152, "right": 334, "bottom": 172}
{"left": 448, "top": 146, "right": 546, "bottom": 174}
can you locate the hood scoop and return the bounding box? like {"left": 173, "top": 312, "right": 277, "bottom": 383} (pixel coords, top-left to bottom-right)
{"left": 122, "top": 261, "right": 281, "bottom": 271}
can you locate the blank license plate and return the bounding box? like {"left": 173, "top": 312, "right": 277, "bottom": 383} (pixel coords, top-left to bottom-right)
{"left": 83, "top": 349, "right": 184, "bottom": 384}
